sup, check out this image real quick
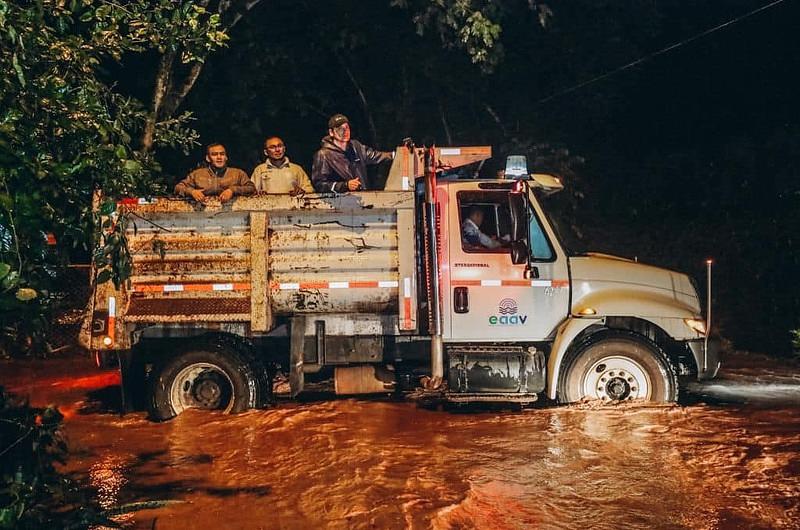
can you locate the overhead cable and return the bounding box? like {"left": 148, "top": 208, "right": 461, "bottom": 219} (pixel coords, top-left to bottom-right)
{"left": 537, "top": 0, "right": 789, "bottom": 104}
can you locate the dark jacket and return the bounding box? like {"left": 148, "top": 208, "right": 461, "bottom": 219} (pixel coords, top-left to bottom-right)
{"left": 311, "top": 137, "right": 392, "bottom": 193}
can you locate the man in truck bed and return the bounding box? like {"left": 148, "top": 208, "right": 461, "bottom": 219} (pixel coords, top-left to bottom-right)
{"left": 311, "top": 114, "right": 393, "bottom": 192}
{"left": 175, "top": 142, "right": 255, "bottom": 203}
{"left": 251, "top": 136, "right": 313, "bottom": 195}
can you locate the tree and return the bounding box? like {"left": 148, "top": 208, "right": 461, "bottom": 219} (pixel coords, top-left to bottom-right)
{"left": 139, "top": 0, "right": 262, "bottom": 152}
{"left": 0, "top": 0, "right": 213, "bottom": 354}
{"left": 136, "top": 0, "right": 530, "bottom": 153}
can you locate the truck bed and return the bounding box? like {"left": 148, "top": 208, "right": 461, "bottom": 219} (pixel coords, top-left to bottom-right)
{"left": 93, "top": 192, "right": 419, "bottom": 349}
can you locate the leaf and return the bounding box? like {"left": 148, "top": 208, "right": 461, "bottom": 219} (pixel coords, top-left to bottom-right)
{"left": 123, "top": 159, "right": 141, "bottom": 172}
{"left": 0, "top": 507, "right": 17, "bottom": 528}
{"left": 11, "top": 53, "right": 25, "bottom": 87}
{"left": 0, "top": 193, "right": 12, "bottom": 211}
{"left": 152, "top": 239, "right": 166, "bottom": 260}
{"left": 2, "top": 271, "right": 19, "bottom": 289}
{"left": 0, "top": 263, "right": 10, "bottom": 281}
{"left": 100, "top": 200, "right": 116, "bottom": 215}
{"left": 95, "top": 4, "right": 111, "bottom": 18}
{"left": 96, "top": 269, "right": 112, "bottom": 284}
{"left": 15, "top": 287, "right": 37, "bottom": 301}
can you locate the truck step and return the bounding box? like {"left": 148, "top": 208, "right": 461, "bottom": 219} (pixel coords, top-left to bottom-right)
{"left": 443, "top": 392, "right": 539, "bottom": 404}
{"left": 408, "top": 387, "right": 539, "bottom": 405}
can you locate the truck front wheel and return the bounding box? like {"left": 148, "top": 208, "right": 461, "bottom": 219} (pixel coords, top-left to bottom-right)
{"left": 148, "top": 345, "right": 258, "bottom": 421}
{"left": 558, "top": 332, "right": 677, "bottom": 404}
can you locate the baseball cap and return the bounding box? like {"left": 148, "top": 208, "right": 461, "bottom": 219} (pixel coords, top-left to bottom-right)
{"left": 328, "top": 113, "right": 349, "bottom": 129}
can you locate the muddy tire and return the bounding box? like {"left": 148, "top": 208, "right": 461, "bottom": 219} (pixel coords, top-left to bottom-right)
{"left": 148, "top": 344, "right": 259, "bottom": 421}
{"left": 558, "top": 331, "right": 677, "bottom": 404}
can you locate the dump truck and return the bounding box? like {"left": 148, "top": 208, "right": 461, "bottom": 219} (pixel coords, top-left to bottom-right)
{"left": 80, "top": 145, "right": 720, "bottom": 420}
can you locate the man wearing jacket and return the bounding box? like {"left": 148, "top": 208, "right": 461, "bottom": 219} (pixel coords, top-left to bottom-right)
{"left": 175, "top": 143, "right": 255, "bottom": 203}
{"left": 311, "top": 114, "right": 393, "bottom": 193}
{"left": 251, "top": 136, "right": 314, "bottom": 195}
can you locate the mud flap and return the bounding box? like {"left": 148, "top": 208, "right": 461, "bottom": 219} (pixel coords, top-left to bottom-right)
{"left": 117, "top": 349, "right": 135, "bottom": 414}
{"left": 289, "top": 317, "right": 305, "bottom": 397}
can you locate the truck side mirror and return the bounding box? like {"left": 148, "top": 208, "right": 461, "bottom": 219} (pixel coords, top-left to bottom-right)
{"left": 509, "top": 192, "right": 528, "bottom": 242}
{"left": 509, "top": 191, "right": 530, "bottom": 265}
{"left": 511, "top": 240, "right": 528, "bottom": 265}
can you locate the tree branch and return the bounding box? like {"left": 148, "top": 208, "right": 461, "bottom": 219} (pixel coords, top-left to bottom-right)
{"left": 161, "top": 61, "right": 204, "bottom": 119}
{"left": 439, "top": 99, "right": 453, "bottom": 145}
{"left": 335, "top": 51, "right": 378, "bottom": 145}
{"left": 484, "top": 103, "right": 507, "bottom": 137}
{"left": 227, "top": 0, "right": 264, "bottom": 30}
{"left": 141, "top": 50, "right": 176, "bottom": 152}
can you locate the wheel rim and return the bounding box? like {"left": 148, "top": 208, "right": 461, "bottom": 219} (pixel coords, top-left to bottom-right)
{"left": 169, "top": 362, "right": 235, "bottom": 414}
{"left": 581, "top": 355, "right": 652, "bottom": 401}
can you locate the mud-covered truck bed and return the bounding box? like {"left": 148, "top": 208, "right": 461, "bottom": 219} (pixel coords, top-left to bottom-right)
{"left": 100, "top": 192, "right": 418, "bottom": 337}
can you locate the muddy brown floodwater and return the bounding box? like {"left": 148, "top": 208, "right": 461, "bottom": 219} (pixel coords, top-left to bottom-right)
{"left": 1, "top": 352, "right": 799, "bottom": 530}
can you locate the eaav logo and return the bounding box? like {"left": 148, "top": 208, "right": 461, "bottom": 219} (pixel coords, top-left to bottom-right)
{"left": 489, "top": 298, "right": 528, "bottom": 325}
{"left": 498, "top": 298, "right": 518, "bottom": 315}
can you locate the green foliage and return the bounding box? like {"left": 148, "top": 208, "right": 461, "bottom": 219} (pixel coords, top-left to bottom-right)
{"left": 92, "top": 202, "right": 132, "bottom": 289}
{"left": 396, "top": 0, "right": 505, "bottom": 70}
{"left": 792, "top": 329, "right": 800, "bottom": 356}
{"left": 0, "top": 256, "right": 48, "bottom": 358}
{"left": 393, "top": 1, "right": 551, "bottom": 71}
{"left": 82, "top": 0, "right": 228, "bottom": 63}
{"left": 0, "top": 391, "right": 66, "bottom": 528}
{"left": 0, "top": 0, "right": 222, "bottom": 353}
{"left": 0, "top": 387, "right": 157, "bottom": 528}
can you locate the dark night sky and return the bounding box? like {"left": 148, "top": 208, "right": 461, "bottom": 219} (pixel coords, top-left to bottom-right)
{"left": 128, "top": 0, "right": 799, "bottom": 353}
{"left": 168, "top": 0, "right": 800, "bottom": 175}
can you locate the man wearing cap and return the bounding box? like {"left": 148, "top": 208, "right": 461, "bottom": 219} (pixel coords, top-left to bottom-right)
{"left": 311, "top": 114, "right": 393, "bottom": 193}
{"left": 175, "top": 143, "right": 255, "bottom": 203}
{"left": 251, "top": 136, "right": 314, "bottom": 195}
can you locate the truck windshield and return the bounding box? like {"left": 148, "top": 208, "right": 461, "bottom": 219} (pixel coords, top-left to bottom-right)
{"left": 535, "top": 195, "right": 586, "bottom": 256}
{"left": 528, "top": 206, "right": 554, "bottom": 260}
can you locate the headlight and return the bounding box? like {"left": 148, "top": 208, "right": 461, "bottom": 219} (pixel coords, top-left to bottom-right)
{"left": 684, "top": 317, "right": 707, "bottom": 336}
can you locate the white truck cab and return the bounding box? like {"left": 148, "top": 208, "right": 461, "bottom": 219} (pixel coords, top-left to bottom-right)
{"left": 433, "top": 168, "right": 718, "bottom": 403}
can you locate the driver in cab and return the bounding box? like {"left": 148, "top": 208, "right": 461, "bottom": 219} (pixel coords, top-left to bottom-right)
{"left": 461, "top": 206, "right": 509, "bottom": 250}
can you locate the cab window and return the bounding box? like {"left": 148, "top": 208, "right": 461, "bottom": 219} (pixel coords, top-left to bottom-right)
{"left": 457, "top": 191, "right": 511, "bottom": 254}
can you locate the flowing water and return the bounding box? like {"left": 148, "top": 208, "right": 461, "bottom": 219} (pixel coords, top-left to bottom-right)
{"left": 1, "top": 352, "right": 799, "bottom": 529}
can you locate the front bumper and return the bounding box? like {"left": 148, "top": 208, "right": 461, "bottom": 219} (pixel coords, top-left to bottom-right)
{"left": 686, "top": 338, "right": 721, "bottom": 380}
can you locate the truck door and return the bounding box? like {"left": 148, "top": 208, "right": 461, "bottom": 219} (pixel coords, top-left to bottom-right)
{"left": 443, "top": 184, "right": 570, "bottom": 341}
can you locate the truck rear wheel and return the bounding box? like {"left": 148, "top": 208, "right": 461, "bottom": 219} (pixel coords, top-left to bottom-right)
{"left": 148, "top": 345, "right": 258, "bottom": 421}
{"left": 558, "top": 332, "right": 677, "bottom": 404}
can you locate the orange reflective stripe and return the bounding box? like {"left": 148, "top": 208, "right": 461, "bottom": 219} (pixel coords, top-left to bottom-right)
{"left": 131, "top": 283, "right": 251, "bottom": 293}
{"left": 350, "top": 281, "right": 379, "bottom": 288}
{"left": 501, "top": 279, "right": 532, "bottom": 287}
{"left": 271, "top": 280, "right": 399, "bottom": 290}
{"left": 106, "top": 296, "right": 116, "bottom": 344}
{"left": 296, "top": 281, "right": 328, "bottom": 289}
{"left": 403, "top": 297, "right": 413, "bottom": 329}
{"left": 450, "top": 279, "right": 570, "bottom": 288}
